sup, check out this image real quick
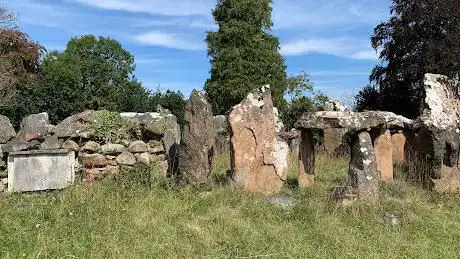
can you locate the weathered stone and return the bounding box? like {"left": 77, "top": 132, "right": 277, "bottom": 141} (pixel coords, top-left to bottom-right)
{"left": 107, "top": 159, "right": 118, "bottom": 166}
{"left": 81, "top": 153, "right": 106, "bottom": 168}
{"left": 323, "top": 128, "right": 348, "bottom": 156}
{"left": 55, "top": 110, "right": 94, "bottom": 138}
{"left": 374, "top": 130, "right": 393, "bottom": 181}
{"left": 62, "top": 139, "right": 80, "bottom": 152}
{"left": 120, "top": 112, "right": 166, "bottom": 136}
{"left": 138, "top": 152, "right": 151, "bottom": 165}
{"left": 151, "top": 154, "right": 166, "bottom": 162}
{"left": 175, "top": 90, "right": 214, "bottom": 186}
{"left": 0, "top": 183, "right": 4, "bottom": 192}
{"left": 17, "top": 113, "right": 50, "bottom": 142}
{"left": 349, "top": 131, "right": 378, "bottom": 200}
{"left": 81, "top": 141, "right": 100, "bottom": 153}
{"left": 83, "top": 168, "right": 101, "bottom": 183}
{"left": 1, "top": 178, "right": 7, "bottom": 185}
{"left": 295, "top": 111, "right": 413, "bottom": 131}
{"left": 153, "top": 160, "right": 169, "bottom": 177}
{"left": 274, "top": 138, "right": 289, "bottom": 181}
{"left": 116, "top": 151, "right": 136, "bottom": 166}
{"left": 3, "top": 140, "right": 34, "bottom": 153}
{"left": 391, "top": 132, "right": 407, "bottom": 164}
{"left": 298, "top": 130, "right": 315, "bottom": 187}
{"left": 40, "top": 135, "right": 61, "bottom": 150}
{"left": 150, "top": 145, "right": 165, "bottom": 154}
{"left": 128, "top": 140, "right": 149, "bottom": 153}
{"left": 163, "top": 114, "right": 181, "bottom": 158}
{"left": 0, "top": 115, "right": 16, "bottom": 144}
{"left": 213, "top": 115, "right": 230, "bottom": 156}
{"left": 105, "top": 165, "right": 120, "bottom": 175}
{"left": 149, "top": 140, "right": 163, "bottom": 148}
{"left": 101, "top": 143, "right": 125, "bottom": 155}
{"left": 229, "top": 85, "right": 286, "bottom": 194}
{"left": 7, "top": 150, "right": 75, "bottom": 192}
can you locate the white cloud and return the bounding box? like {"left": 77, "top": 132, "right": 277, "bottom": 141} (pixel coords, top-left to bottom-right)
{"left": 133, "top": 31, "right": 204, "bottom": 50}
{"left": 72, "top": 0, "right": 215, "bottom": 16}
{"left": 281, "top": 38, "right": 377, "bottom": 60}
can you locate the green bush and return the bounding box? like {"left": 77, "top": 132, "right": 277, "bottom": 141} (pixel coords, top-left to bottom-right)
{"left": 87, "top": 110, "right": 141, "bottom": 143}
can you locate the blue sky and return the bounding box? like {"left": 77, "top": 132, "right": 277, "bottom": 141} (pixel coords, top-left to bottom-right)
{"left": 2, "top": 0, "right": 391, "bottom": 101}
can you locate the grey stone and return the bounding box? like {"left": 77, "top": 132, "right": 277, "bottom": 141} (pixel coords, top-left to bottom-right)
{"left": 18, "top": 112, "right": 50, "bottom": 142}
{"left": 1, "top": 178, "right": 7, "bottom": 185}
{"left": 265, "top": 195, "right": 297, "bottom": 209}
{"left": 295, "top": 111, "right": 413, "bottom": 131}
{"left": 0, "top": 115, "right": 16, "bottom": 144}
{"left": 55, "top": 110, "right": 94, "bottom": 138}
{"left": 3, "top": 140, "right": 34, "bottom": 153}
{"left": 128, "top": 140, "right": 149, "bottom": 153}
{"left": 175, "top": 90, "right": 214, "bottom": 186}
{"left": 213, "top": 115, "right": 230, "bottom": 156}
{"left": 213, "top": 115, "right": 228, "bottom": 135}
{"left": 384, "top": 212, "right": 400, "bottom": 226}
{"left": 349, "top": 131, "right": 378, "bottom": 200}
{"left": 62, "top": 139, "right": 80, "bottom": 152}
{"left": 163, "top": 114, "right": 181, "bottom": 158}
{"left": 120, "top": 112, "right": 167, "bottom": 136}
{"left": 101, "top": 143, "right": 125, "bottom": 154}
{"left": 150, "top": 145, "right": 165, "bottom": 154}
{"left": 80, "top": 141, "right": 100, "bottom": 153}
{"left": 138, "top": 152, "right": 151, "bottom": 165}
{"left": 40, "top": 135, "right": 61, "bottom": 150}
{"left": 116, "top": 151, "right": 136, "bottom": 166}
{"left": 7, "top": 149, "right": 75, "bottom": 192}
{"left": 0, "top": 183, "right": 4, "bottom": 192}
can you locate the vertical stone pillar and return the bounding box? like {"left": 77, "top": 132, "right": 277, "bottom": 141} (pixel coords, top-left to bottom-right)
{"left": 374, "top": 130, "right": 393, "bottom": 180}
{"left": 298, "top": 129, "right": 315, "bottom": 187}
{"left": 349, "top": 131, "right": 378, "bottom": 200}
{"left": 391, "top": 132, "right": 407, "bottom": 164}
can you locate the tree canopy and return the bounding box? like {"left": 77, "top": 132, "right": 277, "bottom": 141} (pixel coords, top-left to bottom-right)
{"left": 204, "top": 0, "right": 287, "bottom": 115}
{"left": 356, "top": 0, "right": 460, "bottom": 117}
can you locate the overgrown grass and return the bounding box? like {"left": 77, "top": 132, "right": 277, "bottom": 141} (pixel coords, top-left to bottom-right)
{"left": 1, "top": 155, "right": 460, "bottom": 258}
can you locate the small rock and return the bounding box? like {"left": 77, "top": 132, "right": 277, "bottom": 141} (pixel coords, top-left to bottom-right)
{"left": 81, "top": 141, "right": 100, "bottom": 153}
{"left": 384, "top": 212, "right": 400, "bottom": 226}
{"left": 1, "top": 178, "right": 7, "bottom": 185}
{"left": 106, "top": 155, "right": 117, "bottom": 160}
{"left": 150, "top": 145, "right": 165, "bottom": 154}
{"left": 62, "top": 139, "right": 80, "bottom": 152}
{"left": 151, "top": 154, "right": 167, "bottom": 162}
{"left": 81, "top": 153, "right": 107, "bottom": 168}
{"left": 149, "top": 140, "right": 163, "bottom": 148}
{"left": 3, "top": 140, "right": 33, "bottom": 153}
{"left": 0, "top": 171, "right": 7, "bottom": 178}
{"left": 40, "top": 135, "right": 61, "bottom": 150}
{"left": 116, "top": 151, "right": 136, "bottom": 166}
{"left": 107, "top": 159, "right": 118, "bottom": 166}
{"left": 128, "top": 140, "right": 149, "bottom": 153}
{"left": 138, "top": 152, "right": 151, "bottom": 165}
{"left": 265, "top": 195, "right": 297, "bottom": 209}
{"left": 101, "top": 143, "right": 125, "bottom": 155}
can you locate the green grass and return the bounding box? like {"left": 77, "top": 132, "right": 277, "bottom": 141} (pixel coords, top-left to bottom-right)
{"left": 1, "top": 155, "right": 460, "bottom": 258}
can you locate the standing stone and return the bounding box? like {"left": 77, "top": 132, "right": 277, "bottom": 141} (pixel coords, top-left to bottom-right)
{"left": 175, "top": 90, "right": 214, "bottom": 186}
{"left": 213, "top": 115, "right": 230, "bottom": 156}
{"left": 392, "top": 132, "right": 407, "bottom": 164}
{"left": 374, "top": 130, "right": 393, "bottom": 180}
{"left": 323, "top": 128, "right": 348, "bottom": 156}
{"left": 0, "top": 115, "right": 16, "bottom": 144}
{"left": 228, "top": 85, "right": 287, "bottom": 194}
{"left": 349, "top": 131, "right": 378, "bottom": 200}
{"left": 163, "top": 114, "right": 181, "bottom": 158}
{"left": 298, "top": 130, "right": 315, "bottom": 187}
{"left": 18, "top": 113, "right": 51, "bottom": 141}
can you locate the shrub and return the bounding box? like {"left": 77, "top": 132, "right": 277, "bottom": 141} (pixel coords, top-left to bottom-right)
{"left": 87, "top": 110, "right": 141, "bottom": 143}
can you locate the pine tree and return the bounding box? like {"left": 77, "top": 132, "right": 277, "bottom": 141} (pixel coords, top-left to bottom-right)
{"left": 205, "top": 0, "right": 287, "bottom": 114}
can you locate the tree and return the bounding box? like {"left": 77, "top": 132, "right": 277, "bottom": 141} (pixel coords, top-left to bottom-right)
{"left": 358, "top": 0, "right": 460, "bottom": 118}
{"left": 0, "top": 7, "right": 44, "bottom": 106}
{"left": 205, "top": 0, "right": 287, "bottom": 115}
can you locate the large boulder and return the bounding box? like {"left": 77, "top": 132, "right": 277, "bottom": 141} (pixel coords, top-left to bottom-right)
{"left": 0, "top": 115, "right": 15, "bottom": 144}
{"left": 229, "top": 85, "right": 287, "bottom": 194}
{"left": 174, "top": 90, "right": 214, "bottom": 186}
{"left": 54, "top": 110, "right": 95, "bottom": 138}
{"left": 349, "top": 131, "right": 379, "bottom": 200}
{"left": 18, "top": 112, "right": 51, "bottom": 141}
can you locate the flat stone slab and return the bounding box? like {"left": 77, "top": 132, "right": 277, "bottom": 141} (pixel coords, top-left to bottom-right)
{"left": 295, "top": 111, "right": 413, "bottom": 130}
{"left": 8, "top": 149, "right": 75, "bottom": 193}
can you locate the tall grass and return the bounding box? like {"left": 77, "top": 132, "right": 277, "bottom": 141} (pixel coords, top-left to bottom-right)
{"left": 0, "top": 155, "right": 460, "bottom": 258}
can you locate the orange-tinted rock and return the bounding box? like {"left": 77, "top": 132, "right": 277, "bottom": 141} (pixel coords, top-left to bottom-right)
{"left": 82, "top": 154, "right": 107, "bottom": 168}
{"left": 229, "top": 85, "right": 286, "bottom": 194}
{"left": 391, "top": 133, "right": 406, "bottom": 164}
{"left": 298, "top": 129, "right": 315, "bottom": 187}
{"left": 374, "top": 130, "right": 393, "bottom": 181}
{"left": 323, "top": 128, "right": 348, "bottom": 156}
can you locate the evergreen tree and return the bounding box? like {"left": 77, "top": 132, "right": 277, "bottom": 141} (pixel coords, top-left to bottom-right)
{"left": 205, "top": 0, "right": 287, "bottom": 114}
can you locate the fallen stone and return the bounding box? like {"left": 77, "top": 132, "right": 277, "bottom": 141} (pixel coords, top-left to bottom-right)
{"left": 40, "top": 135, "right": 61, "bottom": 150}
{"left": 128, "top": 140, "right": 149, "bottom": 153}
{"left": 116, "top": 151, "right": 136, "bottom": 166}
{"left": 101, "top": 143, "right": 125, "bottom": 155}
{"left": 374, "top": 130, "right": 393, "bottom": 180}
{"left": 62, "top": 139, "right": 80, "bottom": 152}
{"left": 0, "top": 115, "right": 16, "bottom": 144}
{"left": 229, "top": 85, "right": 286, "bottom": 194}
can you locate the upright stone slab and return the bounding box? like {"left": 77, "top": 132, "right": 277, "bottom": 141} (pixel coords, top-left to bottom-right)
{"left": 349, "top": 131, "right": 378, "bottom": 200}
{"left": 229, "top": 85, "right": 287, "bottom": 194}
{"left": 323, "top": 128, "right": 348, "bottom": 156}
{"left": 298, "top": 130, "right": 315, "bottom": 187}
{"left": 176, "top": 90, "right": 214, "bottom": 185}
{"left": 391, "top": 132, "right": 407, "bottom": 164}
{"left": 8, "top": 150, "right": 75, "bottom": 192}
{"left": 374, "top": 130, "right": 393, "bottom": 180}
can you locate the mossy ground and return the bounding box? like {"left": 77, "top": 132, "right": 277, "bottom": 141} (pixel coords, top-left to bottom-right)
{"left": 1, "top": 155, "right": 459, "bottom": 258}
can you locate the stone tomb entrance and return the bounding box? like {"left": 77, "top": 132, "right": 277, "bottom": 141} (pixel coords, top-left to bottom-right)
{"left": 295, "top": 111, "right": 413, "bottom": 200}
{"left": 8, "top": 149, "right": 75, "bottom": 193}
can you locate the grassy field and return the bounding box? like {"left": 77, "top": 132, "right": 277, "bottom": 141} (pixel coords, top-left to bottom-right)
{"left": 1, "top": 155, "right": 460, "bottom": 258}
